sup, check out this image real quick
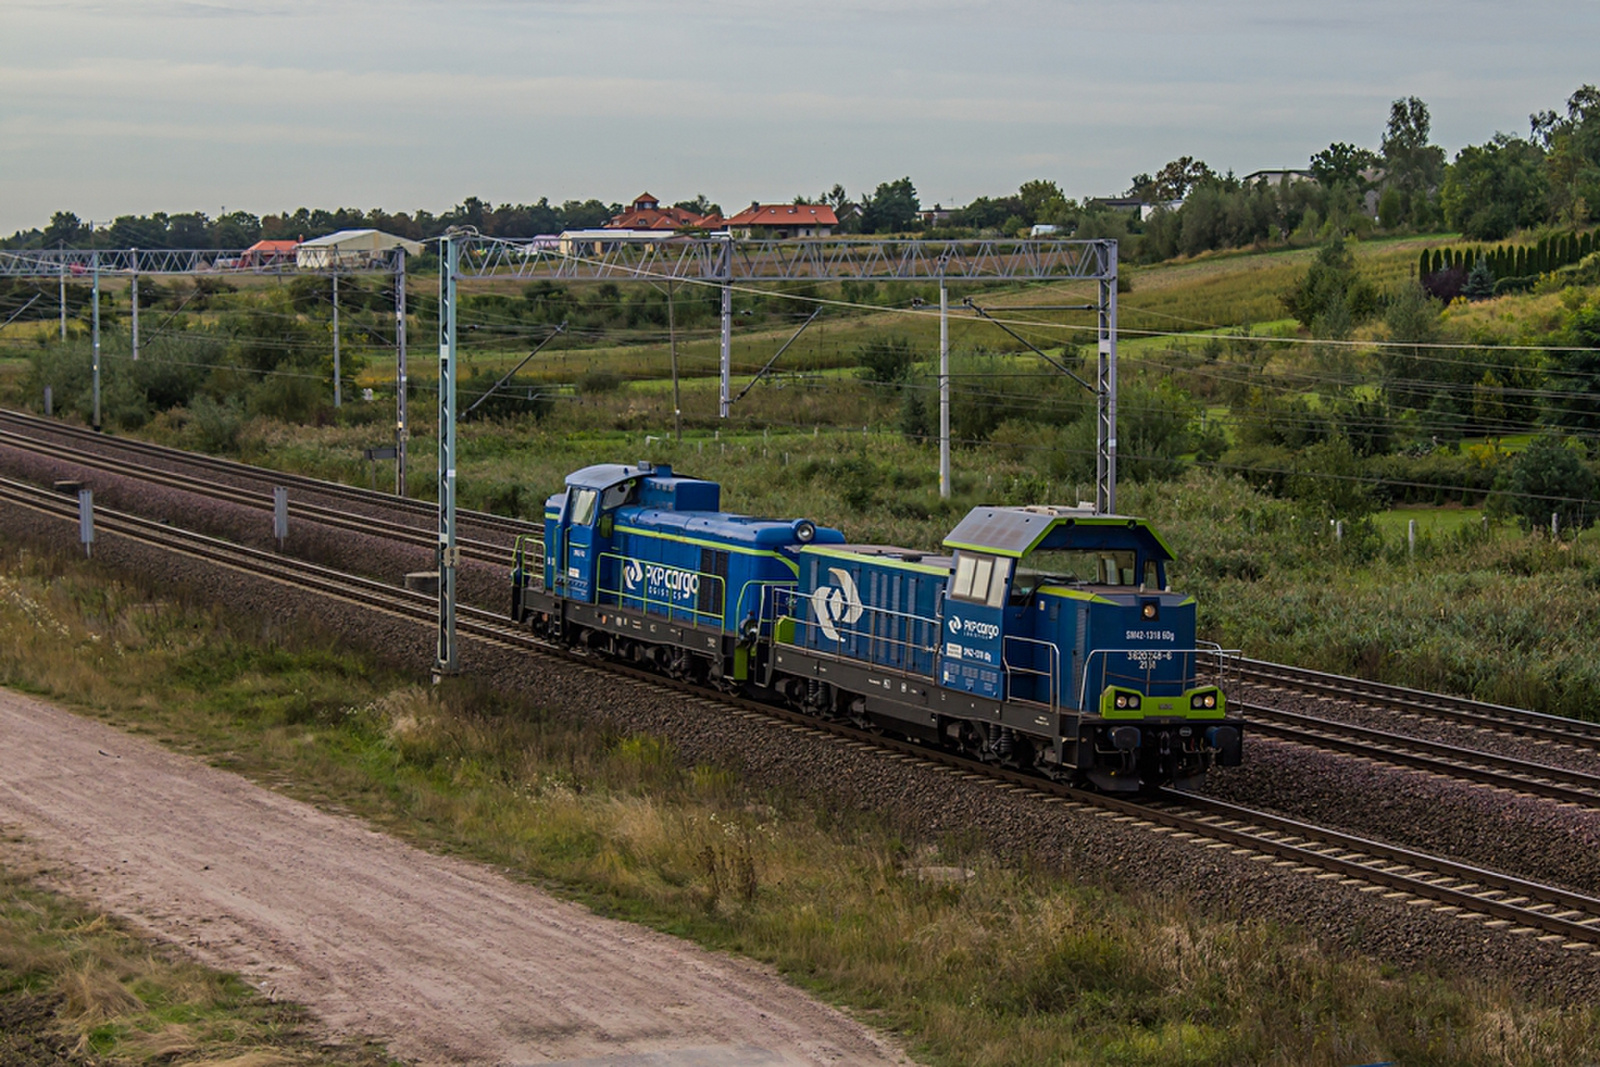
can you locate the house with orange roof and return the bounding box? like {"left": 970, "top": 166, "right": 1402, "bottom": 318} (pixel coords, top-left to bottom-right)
{"left": 239, "top": 239, "right": 300, "bottom": 268}
{"left": 605, "top": 193, "right": 711, "bottom": 232}
{"left": 722, "top": 202, "right": 837, "bottom": 239}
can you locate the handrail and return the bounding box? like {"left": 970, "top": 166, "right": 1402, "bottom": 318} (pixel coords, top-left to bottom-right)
{"left": 512, "top": 534, "right": 546, "bottom": 592}
{"left": 595, "top": 551, "right": 726, "bottom": 627}
{"left": 775, "top": 587, "right": 942, "bottom": 671}
{"left": 1002, "top": 634, "right": 1060, "bottom": 715}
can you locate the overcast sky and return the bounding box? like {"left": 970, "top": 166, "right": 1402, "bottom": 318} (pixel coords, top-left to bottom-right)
{"left": 1, "top": 0, "right": 1595, "bottom": 235}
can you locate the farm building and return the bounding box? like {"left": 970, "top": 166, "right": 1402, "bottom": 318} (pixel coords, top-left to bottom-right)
{"left": 295, "top": 229, "right": 424, "bottom": 269}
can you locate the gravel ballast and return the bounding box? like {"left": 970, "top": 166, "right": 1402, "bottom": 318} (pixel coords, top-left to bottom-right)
{"left": 3, "top": 488, "right": 1599, "bottom": 1004}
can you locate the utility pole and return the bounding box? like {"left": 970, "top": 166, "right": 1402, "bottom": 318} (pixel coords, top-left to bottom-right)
{"left": 394, "top": 251, "right": 408, "bottom": 495}
{"left": 938, "top": 274, "right": 950, "bottom": 499}
{"left": 718, "top": 234, "right": 732, "bottom": 418}
{"left": 669, "top": 281, "right": 680, "bottom": 442}
{"left": 435, "top": 235, "right": 460, "bottom": 678}
{"left": 58, "top": 250, "right": 66, "bottom": 342}
{"left": 331, "top": 272, "right": 341, "bottom": 408}
{"left": 1096, "top": 242, "right": 1119, "bottom": 514}
{"left": 130, "top": 249, "right": 139, "bottom": 362}
{"left": 91, "top": 252, "right": 101, "bottom": 432}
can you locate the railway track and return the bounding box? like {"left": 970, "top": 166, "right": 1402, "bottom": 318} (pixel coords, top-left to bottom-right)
{"left": 1239, "top": 701, "right": 1600, "bottom": 808}
{"left": 0, "top": 406, "right": 534, "bottom": 542}
{"left": 0, "top": 413, "right": 520, "bottom": 567}
{"left": 1230, "top": 656, "right": 1600, "bottom": 749}
{"left": 4, "top": 472, "right": 1599, "bottom": 957}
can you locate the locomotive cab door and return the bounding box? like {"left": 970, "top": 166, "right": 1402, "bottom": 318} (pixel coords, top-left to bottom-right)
{"left": 561, "top": 486, "right": 600, "bottom": 603}
{"left": 937, "top": 551, "right": 1011, "bottom": 700}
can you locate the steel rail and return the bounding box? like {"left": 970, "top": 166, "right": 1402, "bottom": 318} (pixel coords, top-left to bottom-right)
{"left": 4, "top": 476, "right": 1597, "bottom": 952}
{"left": 1240, "top": 702, "right": 1600, "bottom": 807}
{"left": 1231, "top": 656, "right": 1600, "bottom": 748}
{"left": 0, "top": 407, "right": 531, "bottom": 538}
{"left": 0, "top": 427, "right": 509, "bottom": 568}
{"left": 1143, "top": 791, "right": 1600, "bottom": 944}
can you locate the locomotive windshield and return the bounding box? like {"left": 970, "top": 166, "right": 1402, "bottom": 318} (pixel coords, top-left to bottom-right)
{"left": 568, "top": 487, "right": 599, "bottom": 526}
{"left": 1015, "top": 549, "right": 1156, "bottom": 589}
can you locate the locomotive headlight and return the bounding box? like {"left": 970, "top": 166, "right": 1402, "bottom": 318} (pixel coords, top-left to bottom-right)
{"left": 1204, "top": 693, "right": 1217, "bottom": 708}
{"left": 1190, "top": 690, "right": 1219, "bottom": 710}
{"left": 1115, "top": 694, "right": 1128, "bottom": 709}
{"left": 1141, "top": 603, "right": 1158, "bottom": 619}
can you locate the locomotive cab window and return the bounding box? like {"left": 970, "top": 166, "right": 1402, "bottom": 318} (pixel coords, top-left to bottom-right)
{"left": 601, "top": 480, "right": 638, "bottom": 511}
{"left": 951, "top": 552, "right": 1010, "bottom": 608}
{"left": 1014, "top": 548, "right": 1138, "bottom": 588}
{"left": 568, "top": 487, "right": 599, "bottom": 526}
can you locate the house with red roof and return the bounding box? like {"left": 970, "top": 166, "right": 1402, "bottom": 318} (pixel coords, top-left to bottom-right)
{"left": 722, "top": 202, "right": 837, "bottom": 239}
{"left": 240, "top": 239, "right": 299, "bottom": 268}
{"left": 605, "top": 193, "right": 711, "bottom": 232}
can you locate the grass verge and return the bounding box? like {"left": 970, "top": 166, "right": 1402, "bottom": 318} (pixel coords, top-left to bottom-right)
{"left": 2, "top": 542, "right": 1599, "bottom": 1065}
{"left": 0, "top": 847, "right": 393, "bottom": 1066}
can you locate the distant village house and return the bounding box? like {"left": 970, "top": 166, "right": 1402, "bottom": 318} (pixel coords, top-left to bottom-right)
{"left": 722, "top": 202, "right": 837, "bottom": 239}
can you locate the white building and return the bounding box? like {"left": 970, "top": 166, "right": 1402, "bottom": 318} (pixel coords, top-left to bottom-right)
{"left": 295, "top": 229, "right": 424, "bottom": 269}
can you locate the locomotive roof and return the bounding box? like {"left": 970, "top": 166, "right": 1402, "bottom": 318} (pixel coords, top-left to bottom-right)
{"left": 942, "top": 506, "right": 1175, "bottom": 561}
{"left": 566, "top": 461, "right": 689, "bottom": 491}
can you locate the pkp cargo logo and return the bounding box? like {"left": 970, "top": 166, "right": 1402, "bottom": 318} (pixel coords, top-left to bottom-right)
{"left": 623, "top": 559, "right": 699, "bottom": 602}
{"left": 947, "top": 615, "right": 1001, "bottom": 641}
{"left": 812, "top": 567, "right": 864, "bottom": 642}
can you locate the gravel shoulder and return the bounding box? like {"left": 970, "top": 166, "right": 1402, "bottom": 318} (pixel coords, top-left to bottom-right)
{"left": 0, "top": 687, "right": 906, "bottom": 1067}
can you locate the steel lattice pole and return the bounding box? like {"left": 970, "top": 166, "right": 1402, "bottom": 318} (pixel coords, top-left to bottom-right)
{"left": 436, "top": 237, "right": 459, "bottom": 677}
{"left": 395, "top": 251, "right": 407, "bottom": 496}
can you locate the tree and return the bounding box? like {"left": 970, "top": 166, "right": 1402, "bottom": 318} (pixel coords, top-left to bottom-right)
{"left": 1440, "top": 134, "right": 1548, "bottom": 240}
{"left": 1310, "top": 142, "right": 1379, "bottom": 190}
{"left": 1141, "top": 157, "right": 1215, "bottom": 200}
{"left": 1017, "top": 179, "right": 1070, "bottom": 226}
{"left": 1544, "top": 304, "right": 1600, "bottom": 437}
{"left": 1461, "top": 255, "right": 1496, "bottom": 299}
{"left": 1380, "top": 97, "right": 1447, "bottom": 227}
{"left": 855, "top": 336, "right": 917, "bottom": 385}
{"left": 1283, "top": 238, "right": 1380, "bottom": 329}
{"left": 858, "top": 178, "right": 920, "bottom": 234}
{"left": 1378, "top": 186, "right": 1404, "bottom": 229}
{"left": 41, "top": 211, "right": 87, "bottom": 247}
{"left": 674, "top": 194, "right": 720, "bottom": 216}
{"left": 1497, "top": 435, "right": 1596, "bottom": 532}
{"left": 1532, "top": 84, "right": 1600, "bottom": 226}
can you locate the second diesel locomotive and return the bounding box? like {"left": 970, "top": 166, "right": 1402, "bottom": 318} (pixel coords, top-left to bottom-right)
{"left": 511, "top": 462, "right": 1242, "bottom": 791}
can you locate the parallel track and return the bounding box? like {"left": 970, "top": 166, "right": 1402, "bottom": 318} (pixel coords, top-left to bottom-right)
{"left": 0, "top": 406, "right": 534, "bottom": 540}
{"left": 4, "top": 473, "right": 1598, "bottom": 955}
{"left": 1230, "top": 656, "right": 1600, "bottom": 749}
{"left": 0, "top": 414, "right": 521, "bottom": 567}
{"left": 1240, "top": 702, "right": 1600, "bottom": 808}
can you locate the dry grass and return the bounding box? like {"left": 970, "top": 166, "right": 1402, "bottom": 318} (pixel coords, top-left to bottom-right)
{"left": 0, "top": 854, "right": 392, "bottom": 1066}
{"left": 3, "top": 542, "right": 1600, "bottom": 1065}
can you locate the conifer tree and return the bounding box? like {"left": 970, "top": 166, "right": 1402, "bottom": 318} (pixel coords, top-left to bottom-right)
{"left": 1462, "top": 255, "right": 1495, "bottom": 299}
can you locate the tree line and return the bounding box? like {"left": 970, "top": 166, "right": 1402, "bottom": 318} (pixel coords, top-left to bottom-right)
{"left": 5, "top": 85, "right": 1596, "bottom": 261}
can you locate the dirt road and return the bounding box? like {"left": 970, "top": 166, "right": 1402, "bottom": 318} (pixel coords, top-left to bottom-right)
{"left": 0, "top": 689, "right": 905, "bottom": 1066}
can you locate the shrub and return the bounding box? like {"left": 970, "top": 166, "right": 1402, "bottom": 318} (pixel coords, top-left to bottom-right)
{"left": 855, "top": 336, "right": 917, "bottom": 385}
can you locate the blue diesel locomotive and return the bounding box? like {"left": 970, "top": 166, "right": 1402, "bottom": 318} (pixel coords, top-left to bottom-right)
{"left": 511, "top": 462, "right": 1242, "bottom": 791}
